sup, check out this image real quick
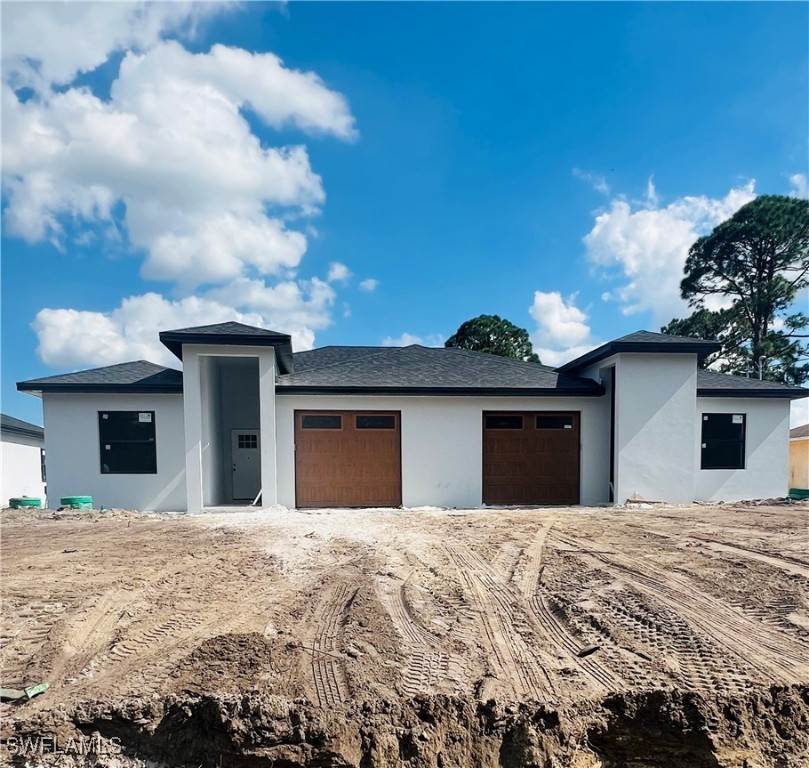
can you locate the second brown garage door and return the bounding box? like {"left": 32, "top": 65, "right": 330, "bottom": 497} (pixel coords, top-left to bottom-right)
{"left": 483, "top": 411, "right": 580, "bottom": 505}
{"left": 295, "top": 410, "right": 402, "bottom": 508}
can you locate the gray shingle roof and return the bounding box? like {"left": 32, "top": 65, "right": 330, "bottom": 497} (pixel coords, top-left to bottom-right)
{"left": 791, "top": 424, "right": 809, "bottom": 439}
{"left": 159, "top": 322, "right": 294, "bottom": 373}
{"left": 696, "top": 370, "right": 808, "bottom": 400}
{"left": 558, "top": 330, "right": 721, "bottom": 373}
{"left": 17, "top": 361, "right": 183, "bottom": 394}
{"left": 280, "top": 345, "right": 603, "bottom": 395}
{"left": 1, "top": 413, "right": 44, "bottom": 440}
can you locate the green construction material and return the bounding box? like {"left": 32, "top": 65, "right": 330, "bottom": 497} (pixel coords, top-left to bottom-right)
{"left": 60, "top": 495, "right": 93, "bottom": 509}
{"left": 788, "top": 488, "right": 809, "bottom": 500}
{"left": 0, "top": 682, "right": 49, "bottom": 701}
{"left": 8, "top": 497, "right": 42, "bottom": 509}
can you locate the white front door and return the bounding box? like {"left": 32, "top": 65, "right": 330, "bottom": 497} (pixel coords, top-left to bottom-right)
{"left": 231, "top": 429, "right": 261, "bottom": 501}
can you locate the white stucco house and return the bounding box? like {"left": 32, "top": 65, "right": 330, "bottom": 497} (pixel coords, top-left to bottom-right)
{"left": 1, "top": 413, "right": 46, "bottom": 506}
{"left": 16, "top": 322, "right": 808, "bottom": 512}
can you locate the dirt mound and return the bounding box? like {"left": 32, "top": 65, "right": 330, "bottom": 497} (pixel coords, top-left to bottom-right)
{"left": 4, "top": 685, "right": 808, "bottom": 767}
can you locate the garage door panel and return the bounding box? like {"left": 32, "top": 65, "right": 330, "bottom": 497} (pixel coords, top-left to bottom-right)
{"left": 483, "top": 411, "right": 580, "bottom": 506}
{"left": 295, "top": 411, "right": 402, "bottom": 508}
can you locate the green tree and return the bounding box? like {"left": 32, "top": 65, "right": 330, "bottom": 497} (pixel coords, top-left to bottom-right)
{"left": 662, "top": 195, "right": 809, "bottom": 384}
{"left": 445, "top": 314, "right": 541, "bottom": 362}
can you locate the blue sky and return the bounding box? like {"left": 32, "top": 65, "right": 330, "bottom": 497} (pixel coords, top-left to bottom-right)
{"left": 2, "top": 1, "right": 808, "bottom": 427}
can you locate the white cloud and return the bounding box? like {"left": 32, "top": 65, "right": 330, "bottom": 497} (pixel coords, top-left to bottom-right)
{"left": 3, "top": 5, "right": 359, "bottom": 363}
{"left": 573, "top": 168, "right": 609, "bottom": 196}
{"left": 382, "top": 332, "right": 444, "bottom": 348}
{"left": 359, "top": 278, "right": 379, "bottom": 292}
{"left": 326, "top": 261, "right": 351, "bottom": 283}
{"left": 583, "top": 181, "right": 757, "bottom": 328}
{"left": 792, "top": 400, "right": 809, "bottom": 429}
{"left": 528, "top": 291, "right": 598, "bottom": 367}
{"left": 789, "top": 173, "right": 808, "bottom": 199}
{"left": 33, "top": 276, "right": 337, "bottom": 369}
{"left": 1, "top": 1, "right": 226, "bottom": 92}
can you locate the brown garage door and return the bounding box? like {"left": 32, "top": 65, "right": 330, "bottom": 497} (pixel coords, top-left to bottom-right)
{"left": 483, "top": 411, "right": 580, "bottom": 505}
{"left": 295, "top": 411, "right": 402, "bottom": 508}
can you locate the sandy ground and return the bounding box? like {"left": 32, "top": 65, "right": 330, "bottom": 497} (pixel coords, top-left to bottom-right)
{"left": 1, "top": 501, "right": 808, "bottom": 766}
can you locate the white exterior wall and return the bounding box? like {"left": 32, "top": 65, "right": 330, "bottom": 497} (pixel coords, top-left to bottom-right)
{"left": 1, "top": 435, "right": 46, "bottom": 506}
{"left": 612, "top": 353, "right": 697, "bottom": 504}
{"left": 275, "top": 394, "right": 610, "bottom": 508}
{"left": 42, "top": 393, "right": 186, "bottom": 511}
{"left": 694, "top": 398, "right": 790, "bottom": 501}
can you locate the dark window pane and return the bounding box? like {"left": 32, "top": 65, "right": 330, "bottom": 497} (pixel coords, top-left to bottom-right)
{"left": 100, "top": 441, "right": 157, "bottom": 474}
{"left": 237, "top": 434, "right": 258, "bottom": 449}
{"left": 701, "top": 413, "right": 745, "bottom": 470}
{"left": 485, "top": 415, "right": 523, "bottom": 429}
{"left": 702, "top": 413, "right": 745, "bottom": 441}
{"left": 356, "top": 414, "right": 396, "bottom": 429}
{"left": 99, "top": 411, "right": 155, "bottom": 442}
{"left": 536, "top": 415, "right": 574, "bottom": 430}
{"left": 301, "top": 414, "right": 342, "bottom": 429}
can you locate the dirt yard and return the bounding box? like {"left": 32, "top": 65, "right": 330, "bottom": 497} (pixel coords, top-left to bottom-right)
{"left": 1, "top": 501, "right": 808, "bottom": 767}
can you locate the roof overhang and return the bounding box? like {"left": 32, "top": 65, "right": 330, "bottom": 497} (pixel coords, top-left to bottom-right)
{"left": 17, "top": 382, "right": 183, "bottom": 396}
{"left": 558, "top": 339, "right": 721, "bottom": 374}
{"left": 697, "top": 387, "right": 809, "bottom": 400}
{"left": 159, "top": 330, "right": 294, "bottom": 373}
{"left": 276, "top": 385, "right": 605, "bottom": 397}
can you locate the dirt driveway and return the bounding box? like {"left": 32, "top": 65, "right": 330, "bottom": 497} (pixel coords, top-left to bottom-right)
{"left": 1, "top": 501, "right": 808, "bottom": 766}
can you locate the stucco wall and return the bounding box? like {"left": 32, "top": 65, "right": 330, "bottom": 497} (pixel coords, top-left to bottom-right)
{"left": 42, "top": 393, "right": 186, "bottom": 511}
{"left": 1, "top": 436, "right": 46, "bottom": 506}
{"left": 612, "top": 353, "right": 697, "bottom": 504}
{"left": 693, "top": 398, "right": 790, "bottom": 502}
{"left": 790, "top": 439, "right": 809, "bottom": 489}
{"left": 275, "top": 394, "right": 610, "bottom": 508}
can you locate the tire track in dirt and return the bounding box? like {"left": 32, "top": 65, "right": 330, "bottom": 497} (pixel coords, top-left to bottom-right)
{"left": 554, "top": 533, "right": 808, "bottom": 683}
{"left": 0, "top": 598, "right": 70, "bottom": 686}
{"left": 447, "top": 546, "right": 556, "bottom": 700}
{"left": 380, "top": 579, "right": 454, "bottom": 696}
{"left": 512, "top": 517, "right": 557, "bottom": 600}
{"left": 620, "top": 523, "right": 809, "bottom": 578}
{"left": 310, "top": 583, "right": 354, "bottom": 707}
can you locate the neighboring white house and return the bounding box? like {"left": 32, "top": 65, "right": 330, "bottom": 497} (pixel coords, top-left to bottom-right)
{"left": 17, "top": 323, "right": 808, "bottom": 512}
{"left": 1, "top": 413, "right": 46, "bottom": 506}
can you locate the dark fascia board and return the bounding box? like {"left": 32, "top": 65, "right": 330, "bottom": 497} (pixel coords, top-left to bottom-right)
{"left": 159, "top": 330, "right": 294, "bottom": 373}
{"left": 17, "top": 383, "right": 183, "bottom": 395}
{"left": 1, "top": 423, "right": 44, "bottom": 440}
{"left": 277, "top": 385, "right": 605, "bottom": 397}
{"left": 557, "top": 339, "right": 721, "bottom": 374}
{"left": 697, "top": 387, "right": 808, "bottom": 400}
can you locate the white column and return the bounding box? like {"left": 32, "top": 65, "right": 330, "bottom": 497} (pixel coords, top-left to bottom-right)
{"left": 258, "top": 348, "right": 278, "bottom": 506}
{"left": 183, "top": 349, "right": 204, "bottom": 513}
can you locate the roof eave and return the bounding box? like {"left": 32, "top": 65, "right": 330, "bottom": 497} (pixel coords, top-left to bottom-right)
{"left": 558, "top": 340, "right": 721, "bottom": 374}
{"left": 697, "top": 387, "right": 808, "bottom": 400}
{"left": 1, "top": 425, "right": 44, "bottom": 440}
{"left": 158, "top": 331, "right": 294, "bottom": 373}
{"left": 16, "top": 383, "right": 183, "bottom": 395}
{"left": 276, "top": 385, "right": 605, "bottom": 397}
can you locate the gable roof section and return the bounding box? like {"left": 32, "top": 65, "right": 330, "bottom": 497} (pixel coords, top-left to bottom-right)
{"left": 557, "top": 330, "right": 721, "bottom": 374}
{"left": 280, "top": 345, "right": 603, "bottom": 396}
{"left": 696, "top": 370, "right": 808, "bottom": 400}
{"left": 17, "top": 361, "right": 183, "bottom": 395}
{"left": 1, "top": 413, "right": 44, "bottom": 440}
{"left": 159, "top": 321, "right": 294, "bottom": 373}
